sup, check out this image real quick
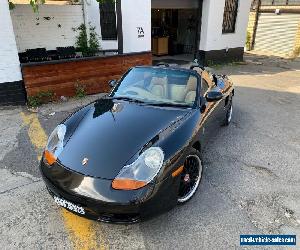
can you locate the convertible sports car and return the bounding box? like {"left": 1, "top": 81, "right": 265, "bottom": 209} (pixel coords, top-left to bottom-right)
{"left": 40, "top": 63, "right": 234, "bottom": 223}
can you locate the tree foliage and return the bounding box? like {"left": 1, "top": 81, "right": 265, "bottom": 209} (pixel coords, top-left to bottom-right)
{"left": 8, "top": 0, "right": 44, "bottom": 12}
{"left": 8, "top": 0, "right": 114, "bottom": 12}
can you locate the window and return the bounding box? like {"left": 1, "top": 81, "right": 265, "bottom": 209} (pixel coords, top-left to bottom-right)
{"left": 99, "top": 1, "right": 117, "bottom": 40}
{"left": 111, "top": 68, "right": 198, "bottom": 107}
{"left": 222, "top": 0, "right": 239, "bottom": 34}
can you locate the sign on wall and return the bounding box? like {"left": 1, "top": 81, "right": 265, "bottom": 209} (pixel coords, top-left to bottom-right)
{"left": 121, "top": 0, "right": 151, "bottom": 53}
{"left": 137, "top": 27, "right": 145, "bottom": 38}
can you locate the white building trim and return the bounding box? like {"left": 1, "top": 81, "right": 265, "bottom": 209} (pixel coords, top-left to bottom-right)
{"left": 83, "top": 0, "right": 118, "bottom": 50}
{"left": 0, "top": 0, "right": 22, "bottom": 83}
{"left": 200, "top": 0, "right": 252, "bottom": 51}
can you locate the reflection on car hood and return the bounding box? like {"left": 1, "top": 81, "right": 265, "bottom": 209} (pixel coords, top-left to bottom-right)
{"left": 58, "top": 98, "right": 190, "bottom": 179}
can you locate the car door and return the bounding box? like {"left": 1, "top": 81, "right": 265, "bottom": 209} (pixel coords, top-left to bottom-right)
{"left": 212, "top": 76, "right": 231, "bottom": 126}
{"left": 198, "top": 77, "right": 219, "bottom": 146}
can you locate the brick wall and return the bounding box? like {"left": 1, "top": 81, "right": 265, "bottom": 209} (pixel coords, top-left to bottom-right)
{"left": 10, "top": 4, "right": 84, "bottom": 52}
{"left": 22, "top": 52, "right": 152, "bottom": 100}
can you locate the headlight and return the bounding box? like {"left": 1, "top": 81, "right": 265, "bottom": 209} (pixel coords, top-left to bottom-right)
{"left": 112, "top": 147, "right": 164, "bottom": 190}
{"left": 44, "top": 124, "right": 66, "bottom": 165}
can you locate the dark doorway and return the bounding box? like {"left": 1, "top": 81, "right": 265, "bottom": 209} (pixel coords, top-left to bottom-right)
{"left": 151, "top": 8, "right": 199, "bottom": 57}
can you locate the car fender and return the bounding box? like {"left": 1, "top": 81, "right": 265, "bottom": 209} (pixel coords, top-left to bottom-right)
{"left": 156, "top": 110, "right": 202, "bottom": 182}
{"left": 122, "top": 109, "right": 202, "bottom": 184}
{"left": 62, "top": 104, "right": 92, "bottom": 144}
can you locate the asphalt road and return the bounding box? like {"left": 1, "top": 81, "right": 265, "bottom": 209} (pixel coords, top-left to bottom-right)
{"left": 0, "top": 54, "right": 299, "bottom": 250}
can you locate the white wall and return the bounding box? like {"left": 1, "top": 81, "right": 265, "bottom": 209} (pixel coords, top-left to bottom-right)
{"left": 152, "top": 0, "right": 199, "bottom": 9}
{"left": 200, "top": 0, "right": 252, "bottom": 51}
{"left": 83, "top": 0, "right": 118, "bottom": 50}
{"left": 0, "top": 1, "right": 22, "bottom": 83}
{"left": 121, "top": 0, "right": 151, "bottom": 53}
{"left": 11, "top": 4, "right": 84, "bottom": 52}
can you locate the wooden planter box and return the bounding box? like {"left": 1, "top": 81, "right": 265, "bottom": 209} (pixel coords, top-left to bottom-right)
{"left": 152, "top": 37, "right": 169, "bottom": 56}
{"left": 21, "top": 52, "right": 152, "bottom": 99}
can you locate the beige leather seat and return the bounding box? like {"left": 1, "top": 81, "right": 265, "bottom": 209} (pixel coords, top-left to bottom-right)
{"left": 185, "top": 91, "right": 196, "bottom": 104}
{"left": 149, "top": 77, "right": 168, "bottom": 98}
{"left": 184, "top": 76, "right": 197, "bottom": 104}
{"left": 169, "top": 84, "right": 186, "bottom": 102}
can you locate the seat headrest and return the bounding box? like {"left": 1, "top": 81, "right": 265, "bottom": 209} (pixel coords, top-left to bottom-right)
{"left": 186, "top": 76, "right": 197, "bottom": 92}
{"left": 185, "top": 91, "right": 196, "bottom": 104}
{"left": 150, "top": 77, "right": 167, "bottom": 86}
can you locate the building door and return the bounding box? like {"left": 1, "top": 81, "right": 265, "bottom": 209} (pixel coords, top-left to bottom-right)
{"left": 151, "top": 0, "right": 202, "bottom": 57}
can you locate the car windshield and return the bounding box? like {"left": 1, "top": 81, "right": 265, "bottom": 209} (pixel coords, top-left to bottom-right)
{"left": 110, "top": 67, "right": 198, "bottom": 107}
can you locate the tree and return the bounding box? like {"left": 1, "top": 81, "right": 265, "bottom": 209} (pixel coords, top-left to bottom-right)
{"left": 8, "top": 0, "right": 114, "bottom": 12}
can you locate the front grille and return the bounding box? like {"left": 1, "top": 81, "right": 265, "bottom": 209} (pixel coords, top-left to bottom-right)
{"left": 98, "top": 213, "right": 140, "bottom": 224}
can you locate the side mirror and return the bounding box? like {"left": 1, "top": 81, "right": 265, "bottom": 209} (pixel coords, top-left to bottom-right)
{"left": 108, "top": 80, "right": 117, "bottom": 88}
{"left": 206, "top": 87, "right": 223, "bottom": 102}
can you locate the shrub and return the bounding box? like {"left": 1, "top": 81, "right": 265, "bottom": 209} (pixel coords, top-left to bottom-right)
{"left": 27, "top": 90, "right": 55, "bottom": 107}
{"left": 74, "top": 23, "right": 100, "bottom": 57}
{"left": 75, "top": 82, "right": 86, "bottom": 98}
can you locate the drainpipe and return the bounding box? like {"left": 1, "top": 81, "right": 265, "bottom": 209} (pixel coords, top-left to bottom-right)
{"left": 116, "top": 0, "right": 123, "bottom": 54}
{"left": 82, "top": 0, "right": 91, "bottom": 41}
{"left": 194, "top": 0, "right": 204, "bottom": 62}
{"left": 251, "top": 0, "right": 261, "bottom": 50}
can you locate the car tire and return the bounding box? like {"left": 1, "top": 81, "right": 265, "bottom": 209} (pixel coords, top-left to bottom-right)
{"left": 177, "top": 148, "right": 203, "bottom": 204}
{"left": 224, "top": 99, "right": 233, "bottom": 126}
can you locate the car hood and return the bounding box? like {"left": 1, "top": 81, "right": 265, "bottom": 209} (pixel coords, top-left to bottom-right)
{"left": 58, "top": 98, "right": 190, "bottom": 179}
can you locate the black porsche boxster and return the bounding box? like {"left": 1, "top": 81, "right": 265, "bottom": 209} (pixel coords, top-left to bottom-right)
{"left": 40, "top": 63, "right": 234, "bottom": 223}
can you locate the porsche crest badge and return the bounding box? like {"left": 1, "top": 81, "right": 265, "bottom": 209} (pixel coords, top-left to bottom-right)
{"left": 82, "top": 158, "right": 89, "bottom": 166}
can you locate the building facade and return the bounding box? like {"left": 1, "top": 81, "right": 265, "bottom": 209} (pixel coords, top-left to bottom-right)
{"left": 199, "top": 0, "right": 252, "bottom": 63}
{"left": 0, "top": 0, "right": 251, "bottom": 105}
{"left": 0, "top": 0, "right": 25, "bottom": 105}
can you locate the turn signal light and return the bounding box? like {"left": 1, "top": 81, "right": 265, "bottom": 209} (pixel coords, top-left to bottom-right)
{"left": 172, "top": 166, "right": 184, "bottom": 177}
{"left": 112, "top": 179, "right": 147, "bottom": 190}
{"left": 44, "top": 150, "right": 57, "bottom": 165}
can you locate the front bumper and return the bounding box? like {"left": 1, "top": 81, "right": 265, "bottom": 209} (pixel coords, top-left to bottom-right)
{"left": 40, "top": 160, "right": 180, "bottom": 223}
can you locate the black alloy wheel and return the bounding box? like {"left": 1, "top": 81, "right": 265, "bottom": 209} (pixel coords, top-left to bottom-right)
{"left": 178, "top": 149, "right": 203, "bottom": 203}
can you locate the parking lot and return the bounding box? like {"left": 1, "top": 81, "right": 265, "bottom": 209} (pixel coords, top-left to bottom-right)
{"left": 0, "top": 54, "right": 299, "bottom": 249}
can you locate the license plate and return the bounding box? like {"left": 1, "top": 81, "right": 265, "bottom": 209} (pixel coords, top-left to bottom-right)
{"left": 54, "top": 196, "right": 85, "bottom": 215}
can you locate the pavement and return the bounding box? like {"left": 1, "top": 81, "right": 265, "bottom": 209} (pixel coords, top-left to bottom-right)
{"left": 0, "top": 54, "right": 299, "bottom": 249}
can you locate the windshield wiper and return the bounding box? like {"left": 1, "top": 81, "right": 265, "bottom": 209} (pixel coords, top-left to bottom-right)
{"left": 112, "top": 96, "right": 145, "bottom": 104}
{"left": 111, "top": 97, "right": 190, "bottom": 108}
{"left": 147, "top": 102, "right": 191, "bottom": 108}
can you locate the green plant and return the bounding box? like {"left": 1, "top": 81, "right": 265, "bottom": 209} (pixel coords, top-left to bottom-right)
{"left": 89, "top": 26, "right": 100, "bottom": 55}
{"left": 206, "top": 60, "right": 228, "bottom": 69}
{"left": 206, "top": 59, "right": 242, "bottom": 69}
{"left": 28, "top": 96, "right": 42, "bottom": 107}
{"left": 74, "top": 24, "right": 88, "bottom": 55}
{"left": 74, "top": 23, "right": 100, "bottom": 57}
{"left": 27, "top": 90, "right": 55, "bottom": 107}
{"left": 8, "top": 0, "right": 114, "bottom": 12}
{"left": 75, "top": 82, "right": 86, "bottom": 98}
{"left": 7, "top": 0, "right": 48, "bottom": 12}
